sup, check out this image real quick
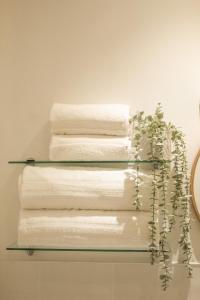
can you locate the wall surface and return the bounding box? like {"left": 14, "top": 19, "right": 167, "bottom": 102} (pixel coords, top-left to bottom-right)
{"left": 1, "top": 0, "right": 200, "bottom": 299}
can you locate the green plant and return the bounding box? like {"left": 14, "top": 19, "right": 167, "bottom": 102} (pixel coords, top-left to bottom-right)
{"left": 131, "top": 104, "right": 192, "bottom": 290}
{"left": 170, "top": 125, "right": 193, "bottom": 277}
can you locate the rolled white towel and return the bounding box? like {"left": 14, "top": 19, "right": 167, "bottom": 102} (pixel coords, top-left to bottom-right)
{"left": 19, "top": 166, "right": 153, "bottom": 211}
{"left": 49, "top": 135, "right": 131, "bottom": 161}
{"left": 18, "top": 210, "right": 158, "bottom": 248}
{"left": 50, "top": 103, "right": 130, "bottom": 136}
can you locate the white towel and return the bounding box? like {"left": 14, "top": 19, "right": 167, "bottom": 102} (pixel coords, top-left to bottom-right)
{"left": 50, "top": 103, "right": 130, "bottom": 136}
{"left": 19, "top": 166, "right": 153, "bottom": 211}
{"left": 18, "top": 210, "right": 157, "bottom": 248}
{"left": 49, "top": 135, "right": 131, "bottom": 161}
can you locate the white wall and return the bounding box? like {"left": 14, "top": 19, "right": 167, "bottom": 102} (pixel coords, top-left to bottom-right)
{"left": 1, "top": 0, "right": 200, "bottom": 299}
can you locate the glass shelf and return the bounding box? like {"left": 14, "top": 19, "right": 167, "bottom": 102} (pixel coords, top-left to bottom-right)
{"left": 6, "top": 243, "right": 155, "bottom": 256}
{"left": 7, "top": 159, "right": 167, "bottom": 257}
{"left": 8, "top": 159, "right": 169, "bottom": 165}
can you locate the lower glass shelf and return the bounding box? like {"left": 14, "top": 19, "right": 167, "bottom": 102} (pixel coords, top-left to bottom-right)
{"left": 6, "top": 243, "right": 155, "bottom": 256}
{"left": 8, "top": 159, "right": 169, "bottom": 164}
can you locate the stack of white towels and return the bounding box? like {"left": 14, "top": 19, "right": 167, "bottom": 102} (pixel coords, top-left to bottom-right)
{"left": 18, "top": 104, "right": 158, "bottom": 249}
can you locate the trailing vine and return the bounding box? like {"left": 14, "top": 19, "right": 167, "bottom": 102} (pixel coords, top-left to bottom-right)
{"left": 132, "top": 112, "right": 145, "bottom": 210}
{"left": 152, "top": 106, "right": 172, "bottom": 290}
{"left": 168, "top": 125, "right": 185, "bottom": 230}
{"left": 171, "top": 126, "right": 193, "bottom": 277}
{"left": 148, "top": 162, "right": 159, "bottom": 265}
{"left": 145, "top": 112, "right": 160, "bottom": 266}
{"left": 131, "top": 104, "right": 192, "bottom": 290}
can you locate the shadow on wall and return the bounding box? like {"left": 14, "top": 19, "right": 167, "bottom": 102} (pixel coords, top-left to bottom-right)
{"left": 1, "top": 123, "right": 49, "bottom": 248}
{"left": 155, "top": 264, "right": 191, "bottom": 300}
{"left": 22, "top": 122, "right": 50, "bottom": 160}
{"left": 113, "top": 263, "right": 191, "bottom": 300}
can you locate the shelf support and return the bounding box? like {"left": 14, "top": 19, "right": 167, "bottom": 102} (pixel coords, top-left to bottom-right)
{"left": 26, "top": 158, "right": 35, "bottom": 165}
{"left": 26, "top": 249, "right": 34, "bottom": 256}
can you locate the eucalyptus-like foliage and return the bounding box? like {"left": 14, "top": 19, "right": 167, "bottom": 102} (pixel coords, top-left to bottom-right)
{"left": 170, "top": 126, "right": 193, "bottom": 277}
{"left": 131, "top": 104, "right": 192, "bottom": 290}
{"left": 132, "top": 112, "right": 146, "bottom": 210}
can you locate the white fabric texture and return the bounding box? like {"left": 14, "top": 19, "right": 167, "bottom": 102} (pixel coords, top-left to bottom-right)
{"left": 18, "top": 210, "right": 157, "bottom": 248}
{"left": 49, "top": 135, "right": 131, "bottom": 161}
{"left": 19, "top": 166, "right": 153, "bottom": 211}
{"left": 50, "top": 103, "right": 130, "bottom": 136}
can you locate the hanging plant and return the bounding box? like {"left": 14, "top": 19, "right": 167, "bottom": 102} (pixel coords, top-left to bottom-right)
{"left": 131, "top": 111, "right": 145, "bottom": 211}
{"left": 131, "top": 104, "right": 192, "bottom": 290}
{"left": 170, "top": 125, "right": 193, "bottom": 277}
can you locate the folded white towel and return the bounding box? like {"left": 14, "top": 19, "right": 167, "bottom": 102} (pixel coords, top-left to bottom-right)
{"left": 18, "top": 210, "right": 157, "bottom": 248}
{"left": 19, "top": 166, "right": 153, "bottom": 211}
{"left": 49, "top": 135, "right": 131, "bottom": 161}
{"left": 50, "top": 103, "right": 130, "bottom": 136}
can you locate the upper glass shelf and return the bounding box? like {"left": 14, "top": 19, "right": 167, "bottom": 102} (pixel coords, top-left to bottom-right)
{"left": 8, "top": 159, "right": 170, "bottom": 165}
{"left": 6, "top": 242, "right": 155, "bottom": 256}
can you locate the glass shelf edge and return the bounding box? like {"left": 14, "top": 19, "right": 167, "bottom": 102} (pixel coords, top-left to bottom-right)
{"left": 6, "top": 243, "right": 156, "bottom": 253}
{"left": 8, "top": 160, "right": 171, "bottom": 165}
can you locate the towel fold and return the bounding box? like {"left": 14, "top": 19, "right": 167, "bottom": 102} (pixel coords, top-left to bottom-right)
{"left": 50, "top": 103, "right": 130, "bottom": 136}
{"left": 19, "top": 166, "right": 153, "bottom": 211}
{"left": 18, "top": 210, "right": 157, "bottom": 248}
{"left": 49, "top": 135, "right": 131, "bottom": 161}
